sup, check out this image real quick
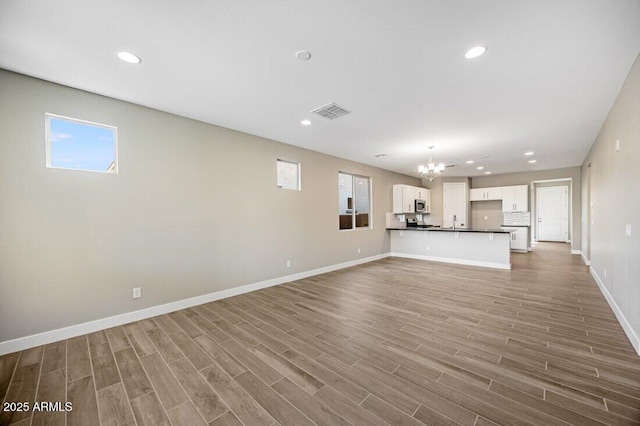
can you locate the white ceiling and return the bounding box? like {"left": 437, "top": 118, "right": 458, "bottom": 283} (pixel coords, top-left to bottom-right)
{"left": 1, "top": 0, "right": 639, "bottom": 178}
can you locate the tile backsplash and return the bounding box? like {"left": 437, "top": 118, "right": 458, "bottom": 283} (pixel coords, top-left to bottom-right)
{"left": 503, "top": 211, "right": 531, "bottom": 226}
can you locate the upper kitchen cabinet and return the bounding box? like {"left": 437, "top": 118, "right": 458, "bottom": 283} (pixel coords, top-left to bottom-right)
{"left": 393, "top": 184, "right": 415, "bottom": 213}
{"left": 469, "top": 187, "right": 502, "bottom": 201}
{"left": 415, "top": 187, "right": 428, "bottom": 201}
{"left": 392, "top": 184, "right": 431, "bottom": 214}
{"left": 501, "top": 185, "right": 529, "bottom": 212}
{"left": 423, "top": 188, "right": 431, "bottom": 213}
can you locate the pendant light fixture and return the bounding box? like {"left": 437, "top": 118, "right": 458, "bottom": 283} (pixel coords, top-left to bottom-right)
{"left": 418, "top": 146, "right": 445, "bottom": 181}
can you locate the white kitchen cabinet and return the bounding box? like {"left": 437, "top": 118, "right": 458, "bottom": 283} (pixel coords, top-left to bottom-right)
{"left": 501, "top": 185, "right": 529, "bottom": 212}
{"left": 470, "top": 187, "right": 502, "bottom": 201}
{"left": 423, "top": 188, "right": 431, "bottom": 213}
{"left": 393, "top": 184, "right": 414, "bottom": 213}
{"left": 402, "top": 185, "right": 415, "bottom": 213}
{"left": 486, "top": 187, "right": 502, "bottom": 200}
{"left": 469, "top": 188, "right": 483, "bottom": 201}
{"left": 415, "top": 187, "right": 432, "bottom": 213}
{"left": 392, "top": 184, "right": 431, "bottom": 214}
{"left": 503, "top": 227, "right": 528, "bottom": 252}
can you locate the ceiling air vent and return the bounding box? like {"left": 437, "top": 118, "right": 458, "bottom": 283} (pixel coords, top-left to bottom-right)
{"left": 311, "top": 102, "right": 351, "bottom": 120}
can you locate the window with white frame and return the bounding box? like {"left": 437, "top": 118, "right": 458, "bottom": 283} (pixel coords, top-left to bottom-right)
{"left": 45, "top": 113, "right": 118, "bottom": 173}
{"left": 277, "top": 159, "right": 300, "bottom": 190}
{"left": 338, "top": 172, "right": 371, "bottom": 230}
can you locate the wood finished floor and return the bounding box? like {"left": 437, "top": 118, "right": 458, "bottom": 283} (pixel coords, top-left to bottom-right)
{"left": 2, "top": 242, "right": 640, "bottom": 426}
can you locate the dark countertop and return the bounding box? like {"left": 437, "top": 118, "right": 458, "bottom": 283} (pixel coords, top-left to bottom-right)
{"left": 387, "top": 227, "right": 514, "bottom": 234}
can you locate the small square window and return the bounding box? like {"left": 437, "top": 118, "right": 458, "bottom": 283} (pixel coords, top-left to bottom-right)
{"left": 45, "top": 113, "right": 118, "bottom": 173}
{"left": 277, "top": 159, "right": 300, "bottom": 190}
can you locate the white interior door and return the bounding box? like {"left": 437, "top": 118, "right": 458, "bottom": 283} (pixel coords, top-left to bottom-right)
{"left": 443, "top": 182, "right": 467, "bottom": 228}
{"left": 537, "top": 186, "right": 568, "bottom": 241}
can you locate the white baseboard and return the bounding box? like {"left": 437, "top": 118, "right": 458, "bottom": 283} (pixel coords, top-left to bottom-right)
{"left": 389, "top": 252, "right": 511, "bottom": 270}
{"left": 590, "top": 268, "right": 640, "bottom": 355}
{"left": 571, "top": 249, "right": 581, "bottom": 255}
{"left": 0, "top": 253, "right": 390, "bottom": 356}
{"left": 580, "top": 252, "right": 591, "bottom": 266}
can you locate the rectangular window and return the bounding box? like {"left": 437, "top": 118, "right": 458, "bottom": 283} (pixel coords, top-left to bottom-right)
{"left": 45, "top": 113, "right": 118, "bottom": 173}
{"left": 338, "top": 172, "right": 371, "bottom": 230}
{"left": 277, "top": 159, "right": 300, "bottom": 190}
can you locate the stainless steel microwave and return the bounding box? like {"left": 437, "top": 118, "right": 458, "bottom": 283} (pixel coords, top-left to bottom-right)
{"left": 415, "top": 199, "right": 426, "bottom": 213}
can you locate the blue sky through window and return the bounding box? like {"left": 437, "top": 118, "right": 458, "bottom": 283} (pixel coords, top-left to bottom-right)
{"left": 48, "top": 116, "right": 116, "bottom": 172}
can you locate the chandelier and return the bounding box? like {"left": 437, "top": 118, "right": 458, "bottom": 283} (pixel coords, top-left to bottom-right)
{"left": 418, "top": 146, "right": 445, "bottom": 181}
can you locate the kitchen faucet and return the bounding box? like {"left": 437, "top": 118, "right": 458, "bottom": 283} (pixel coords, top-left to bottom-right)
{"left": 453, "top": 214, "right": 457, "bottom": 230}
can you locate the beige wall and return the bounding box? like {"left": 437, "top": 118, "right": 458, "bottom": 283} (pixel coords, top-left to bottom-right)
{"left": 470, "top": 167, "right": 581, "bottom": 251}
{"left": 0, "top": 70, "right": 420, "bottom": 343}
{"left": 582, "top": 54, "right": 640, "bottom": 351}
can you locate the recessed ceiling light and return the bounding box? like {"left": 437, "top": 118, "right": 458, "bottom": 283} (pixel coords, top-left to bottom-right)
{"left": 300, "top": 119, "right": 312, "bottom": 126}
{"left": 477, "top": 166, "right": 484, "bottom": 170}
{"left": 465, "top": 46, "right": 487, "bottom": 59}
{"left": 466, "top": 160, "right": 474, "bottom": 164}
{"left": 524, "top": 151, "right": 534, "bottom": 156}
{"left": 528, "top": 159, "right": 537, "bottom": 163}
{"left": 295, "top": 50, "right": 312, "bottom": 61}
{"left": 485, "top": 171, "right": 492, "bottom": 175}
{"left": 117, "top": 51, "right": 142, "bottom": 64}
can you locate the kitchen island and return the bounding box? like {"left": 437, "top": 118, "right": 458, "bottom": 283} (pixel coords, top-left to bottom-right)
{"left": 388, "top": 227, "right": 513, "bottom": 270}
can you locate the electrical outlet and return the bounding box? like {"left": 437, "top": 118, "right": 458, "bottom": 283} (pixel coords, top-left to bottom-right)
{"left": 604, "top": 269, "right": 607, "bottom": 278}
{"left": 426, "top": 245, "right": 430, "bottom": 251}
{"left": 133, "top": 287, "right": 141, "bottom": 299}
{"left": 625, "top": 224, "right": 632, "bottom": 237}
{"left": 286, "top": 260, "right": 291, "bottom": 268}
{"left": 615, "top": 139, "right": 620, "bottom": 152}
{"left": 357, "top": 248, "right": 361, "bottom": 254}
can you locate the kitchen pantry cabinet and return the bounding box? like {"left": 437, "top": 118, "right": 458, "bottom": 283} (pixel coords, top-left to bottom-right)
{"left": 392, "top": 184, "right": 431, "bottom": 214}
{"left": 501, "top": 185, "right": 528, "bottom": 212}
{"left": 502, "top": 227, "right": 528, "bottom": 252}
{"left": 469, "top": 187, "right": 502, "bottom": 201}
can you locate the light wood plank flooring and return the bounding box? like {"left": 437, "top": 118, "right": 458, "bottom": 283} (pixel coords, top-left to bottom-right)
{"left": 1, "top": 242, "right": 639, "bottom": 425}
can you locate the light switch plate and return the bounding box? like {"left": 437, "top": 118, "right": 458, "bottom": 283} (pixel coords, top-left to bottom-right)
{"left": 625, "top": 224, "right": 632, "bottom": 237}
{"left": 615, "top": 139, "right": 620, "bottom": 152}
